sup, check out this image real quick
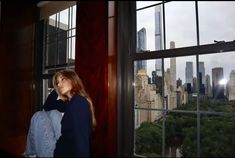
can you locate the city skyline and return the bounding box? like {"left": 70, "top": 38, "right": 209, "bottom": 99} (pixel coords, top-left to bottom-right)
{"left": 136, "top": 1, "right": 235, "bottom": 83}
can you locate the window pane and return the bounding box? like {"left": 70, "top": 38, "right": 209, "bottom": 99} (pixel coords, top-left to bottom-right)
{"left": 165, "top": 1, "right": 197, "bottom": 49}
{"left": 43, "top": 5, "right": 76, "bottom": 73}
{"left": 71, "top": 37, "right": 76, "bottom": 60}
{"left": 42, "top": 79, "right": 54, "bottom": 104}
{"left": 200, "top": 114, "right": 235, "bottom": 156}
{"left": 198, "top": 1, "right": 235, "bottom": 45}
{"left": 137, "top": 4, "right": 163, "bottom": 51}
{"left": 165, "top": 112, "right": 197, "bottom": 157}
{"left": 72, "top": 5, "right": 77, "bottom": 28}
{"left": 58, "top": 39, "right": 67, "bottom": 65}
{"left": 59, "top": 8, "right": 69, "bottom": 29}
{"left": 135, "top": 118, "right": 162, "bottom": 157}
{"left": 164, "top": 53, "right": 197, "bottom": 111}
{"left": 134, "top": 58, "right": 164, "bottom": 129}
{"left": 46, "top": 42, "right": 57, "bottom": 67}
{"left": 134, "top": 58, "right": 164, "bottom": 157}
{"left": 199, "top": 51, "right": 235, "bottom": 112}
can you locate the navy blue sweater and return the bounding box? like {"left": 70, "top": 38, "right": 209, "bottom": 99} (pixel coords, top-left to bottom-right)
{"left": 42, "top": 90, "right": 66, "bottom": 112}
{"left": 54, "top": 95, "right": 92, "bottom": 157}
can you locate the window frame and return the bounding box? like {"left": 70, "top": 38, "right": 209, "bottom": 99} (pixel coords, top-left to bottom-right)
{"left": 117, "top": 1, "right": 235, "bottom": 157}
{"left": 36, "top": 2, "right": 77, "bottom": 110}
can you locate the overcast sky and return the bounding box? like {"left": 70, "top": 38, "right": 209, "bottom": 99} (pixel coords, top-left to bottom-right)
{"left": 137, "top": 1, "right": 235, "bottom": 84}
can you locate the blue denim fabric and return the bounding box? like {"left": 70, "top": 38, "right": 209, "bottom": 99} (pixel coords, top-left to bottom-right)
{"left": 25, "top": 110, "right": 63, "bottom": 157}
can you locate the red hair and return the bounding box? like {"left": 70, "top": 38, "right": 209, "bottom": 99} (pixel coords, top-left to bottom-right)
{"left": 52, "top": 69, "right": 97, "bottom": 128}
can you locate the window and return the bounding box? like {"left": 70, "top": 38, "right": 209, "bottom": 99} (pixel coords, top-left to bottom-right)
{"left": 131, "top": 1, "right": 235, "bottom": 157}
{"left": 37, "top": 2, "right": 77, "bottom": 105}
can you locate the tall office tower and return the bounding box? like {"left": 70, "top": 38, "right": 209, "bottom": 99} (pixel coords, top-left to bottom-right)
{"left": 205, "top": 74, "right": 212, "bottom": 97}
{"left": 228, "top": 70, "right": 235, "bottom": 101}
{"left": 199, "top": 62, "right": 205, "bottom": 84}
{"left": 185, "top": 62, "right": 193, "bottom": 87}
{"left": 155, "top": 5, "right": 162, "bottom": 76}
{"left": 170, "top": 41, "right": 176, "bottom": 91}
{"left": 135, "top": 27, "right": 147, "bottom": 75}
{"left": 199, "top": 72, "right": 205, "bottom": 95}
{"left": 212, "top": 67, "right": 224, "bottom": 99}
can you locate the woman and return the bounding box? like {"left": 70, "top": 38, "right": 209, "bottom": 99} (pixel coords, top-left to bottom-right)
{"left": 52, "top": 69, "right": 96, "bottom": 157}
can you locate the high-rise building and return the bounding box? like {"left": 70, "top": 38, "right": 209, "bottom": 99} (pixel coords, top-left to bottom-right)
{"left": 170, "top": 41, "right": 176, "bottom": 91}
{"left": 192, "top": 77, "right": 197, "bottom": 93}
{"left": 228, "top": 70, "right": 235, "bottom": 101}
{"left": 199, "top": 62, "right": 205, "bottom": 84}
{"left": 212, "top": 67, "right": 224, "bottom": 99}
{"left": 155, "top": 5, "right": 162, "bottom": 76}
{"left": 185, "top": 62, "right": 193, "bottom": 87}
{"left": 199, "top": 72, "right": 205, "bottom": 95}
{"left": 205, "top": 74, "right": 212, "bottom": 97}
{"left": 135, "top": 27, "right": 147, "bottom": 75}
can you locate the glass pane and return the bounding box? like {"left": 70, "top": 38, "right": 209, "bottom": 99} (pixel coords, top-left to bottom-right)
{"left": 47, "top": 20, "right": 57, "bottom": 40}
{"left": 165, "top": 112, "right": 197, "bottom": 157}
{"left": 137, "top": 4, "right": 163, "bottom": 51}
{"left": 58, "top": 39, "right": 67, "bottom": 65}
{"left": 71, "top": 37, "right": 76, "bottom": 60}
{"left": 72, "top": 5, "right": 77, "bottom": 28}
{"left": 59, "top": 8, "right": 69, "bottom": 30}
{"left": 134, "top": 112, "right": 162, "bottom": 157}
{"left": 49, "top": 14, "right": 57, "bottom": 27}
{"left": 200, "top": 114, "right": 235, "bottom": 157}
{"left": 134, "top": 59, "right": 163, "bottom": 106}
{"left": 199, "top": 51, "right": 235, "bottom": 112}
{"left": 164, "top": 52, "right": 197, "bottom": 111}
{"left": 46, "top": 42, "right": 57, "bottom": 67}
{"left": 165, "top": 1, "right": 197, "bottom": 49}
{"left": 42, "top": 79, "right": 54, "bottom": 104}
{"left": 137, "top": 1, "right": 161, "bottom": 10}
{"left": 134, "top": 59, "right": 164, "bottom": 157}
{"left": 198, "top": 1, "right": 235, "bottom": 45}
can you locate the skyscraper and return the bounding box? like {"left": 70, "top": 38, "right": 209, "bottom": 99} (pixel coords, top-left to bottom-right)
{"left": 155, "top": 5, "right": 162, "bottom": 76}
{"left": 228, "top": 70, "right": 235, "bottom": 101}
{"left": 135, "top": 27, "right": 147, "bottom": 75}
{"left": 170, "top": 41, "right": 176, "bottom": 91}
{"left": 185, "top": 62, "right": 193, "bottom": 86}
{"left": 205, "top": 74, "right": 212, "bottom": 97}
{"left": 212, "top": 67, "right": 224, "bottom": 99}
{"left": 199, "top": 62, "right": 205, "bottom": 84}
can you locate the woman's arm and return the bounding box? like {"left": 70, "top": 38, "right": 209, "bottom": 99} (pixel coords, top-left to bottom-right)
{"left": 42, "top": 90, "right": 66, "bottom": 112}
{"left": 69, "top": 95, "right": 92, "bottom": 157}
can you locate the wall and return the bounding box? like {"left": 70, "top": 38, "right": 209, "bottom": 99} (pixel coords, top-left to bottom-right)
{"left": 0, "top": 2, "right": 38, "bottom": 156}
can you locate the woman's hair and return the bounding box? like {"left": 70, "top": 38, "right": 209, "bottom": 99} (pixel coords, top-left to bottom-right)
{"left": 52, "top": 69, "right": 96, "bottom": 128}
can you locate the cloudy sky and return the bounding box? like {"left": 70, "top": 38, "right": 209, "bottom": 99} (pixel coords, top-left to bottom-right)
{"left": 137, "top": 1, "right": 235, "bottom": 84}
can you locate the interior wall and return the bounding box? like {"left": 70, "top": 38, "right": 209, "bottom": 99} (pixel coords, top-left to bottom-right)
{"left": 0, "top": 2, "right": 38, "bottom": 156}
{"left": 75, "top": 1, "right": 117, "bottom": 157}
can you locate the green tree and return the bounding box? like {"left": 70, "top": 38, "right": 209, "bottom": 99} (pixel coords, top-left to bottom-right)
{"left": 135, "top": 122, "right": 162, "bottom": 157}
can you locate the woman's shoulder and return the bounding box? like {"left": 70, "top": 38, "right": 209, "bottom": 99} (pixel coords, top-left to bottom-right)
{"left": 69, "top": 95, "right": 89, "bottom": 108}
{"left": 71, "top": 95, "right": 87, "bottom": 102}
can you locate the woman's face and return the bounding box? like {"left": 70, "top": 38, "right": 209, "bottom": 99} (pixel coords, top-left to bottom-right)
{"left": 56, "top": 74, "right": 73, "bottom": 98}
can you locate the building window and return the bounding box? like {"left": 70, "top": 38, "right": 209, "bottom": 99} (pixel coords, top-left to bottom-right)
{"left": 133, "top": 1, "right": 235, "bottom": 157}
{"left": 39, "top": 2, "right": 77, "bottom": 104}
